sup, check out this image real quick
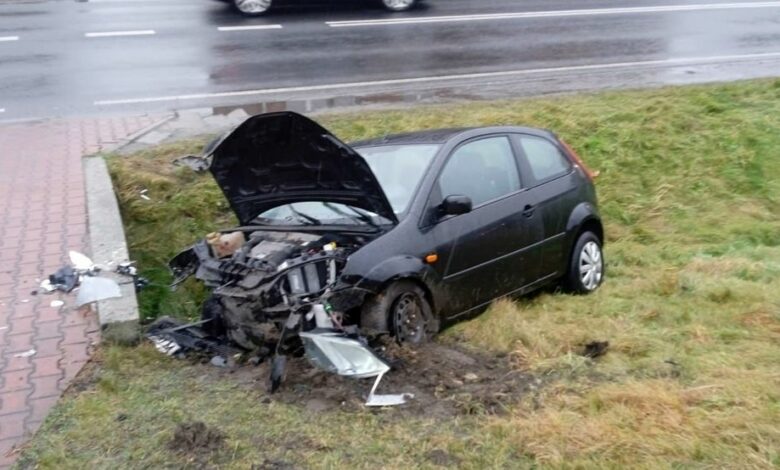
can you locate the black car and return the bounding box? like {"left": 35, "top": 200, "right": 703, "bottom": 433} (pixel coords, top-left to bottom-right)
{"left": 169, "top": 111, "right": 604, "bottom": 353}
{"left": 230, "top": 0, "right": 418, "bottom": 16}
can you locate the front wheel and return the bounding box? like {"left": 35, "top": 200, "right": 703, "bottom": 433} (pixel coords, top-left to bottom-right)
{"left": 234, "top": 0, "right": 272, "bottom": 16}
{"left": 564, "top": 231, "right": 604, "bottom": 294}
{"left": 361, "top": 280, "right": 436, "bottom": 344}
{"left": 380, "top": 0, "right": 417, "bottom": 12}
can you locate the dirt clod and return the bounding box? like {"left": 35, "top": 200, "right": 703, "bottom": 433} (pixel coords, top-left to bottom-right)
{"left": 426, "top": 448, "right": 461, "bottom": 467}
{"left": 168, "top": 421, "right": 225, "bottom": 454}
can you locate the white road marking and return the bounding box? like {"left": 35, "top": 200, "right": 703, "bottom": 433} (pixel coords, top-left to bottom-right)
{"left": 94, "top": 51, "right": 780, "bottom": 106}
{"left": 327, "top": 1, "right": 780, "bottom": 27}
{"left": 85, "top": 30, "right": 156, "bottom": 38}
{"left": 217, "top": 25, "right": 283, "bottom": 32}
{"left": 0, "top": 36, "right": 20, "bottom": 42}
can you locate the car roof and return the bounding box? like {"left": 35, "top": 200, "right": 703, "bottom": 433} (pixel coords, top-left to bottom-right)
{"left": 350, "top": 125, "right": 555, "bottom": 148}
{"left": 350, "top": 127, "right": 474, "bottom": 147}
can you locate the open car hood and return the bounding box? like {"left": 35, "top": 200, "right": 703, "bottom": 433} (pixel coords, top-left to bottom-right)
{"left": 205, "top": 111, "right": 398, "bottom": 225}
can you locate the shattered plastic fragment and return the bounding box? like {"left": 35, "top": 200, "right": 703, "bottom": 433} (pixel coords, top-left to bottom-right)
{"left": 76, "top": 276, "right": 122, "bottom": 307}
{"left": 39, "top": 279, "right": 55, "bottom": 293}
{"left": 50, "top": 300, "right": 64, "bottom": 308}
{"left": 210, "top": 356, "right": 227, "bottom": 367}
{"left": 173, "top": 154, "right": 210, "bottom": 172}
{"left": 149, "top": 335, "right": 182, "bottom": 356}
{"left": 13, "top": 349, "right": 36, "bottom": 358}
{"left": 140, "top": 189, "right": 151, "bottom": 201}
{"left": 49, "top": 266, "right": 79, "bottom": 293}
{"left": 69, "top": 251, "right": 95, "bottom": 272}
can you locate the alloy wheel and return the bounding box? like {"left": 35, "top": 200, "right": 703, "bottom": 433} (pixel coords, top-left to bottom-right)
{"left": 382, "top": 0, "right": 415, "bottom": 11}
{"left": 579, "top": 241, "right": 603, "bottom": 291}
{"left": 235, "top": 0, "right": 271, "bottom": 14}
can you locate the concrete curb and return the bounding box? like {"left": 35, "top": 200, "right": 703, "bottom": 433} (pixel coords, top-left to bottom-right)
{"left": 83, "top": 156, "right": 140, "bottom": 344}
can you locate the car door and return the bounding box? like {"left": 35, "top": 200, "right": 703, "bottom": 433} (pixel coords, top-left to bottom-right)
{"left": 512, "top": 133, "right": 580, "bottom": 278}
{"left": 422, "top": 135, "right": 544, "bottom": 318}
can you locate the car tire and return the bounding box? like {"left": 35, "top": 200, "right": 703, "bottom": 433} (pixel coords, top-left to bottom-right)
{"left": 564, "top": 231, "right": 604, "bottom": 294}
{"left": 380, "top": 0, "right": 417, "bottom": 12}
{"left": 233, "top": 0, "right": 272, "bottom": 16}
{"left": 361, "top": 280, "right": 436, "bottom": 344}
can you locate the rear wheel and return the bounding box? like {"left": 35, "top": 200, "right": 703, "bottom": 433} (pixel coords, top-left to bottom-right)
{"left": 381, "top": 0, "right": 417, "bottom": 12}
{"left": 361, "top": 280, "right": 436, "bottom": 344}
{"left": 234, "top": 0, "right": 271, "bottom": 16}
{"left": 564, "top": 231, "right": 604, "bottom": 294}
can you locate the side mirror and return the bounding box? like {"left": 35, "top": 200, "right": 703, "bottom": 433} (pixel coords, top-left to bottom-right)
{"left": 440, "top": 194, "right": 472, "bottom": 216}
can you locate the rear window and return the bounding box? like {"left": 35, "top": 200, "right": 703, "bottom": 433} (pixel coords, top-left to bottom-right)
{"left": 518, "top": 135, "right": 572, "bottom": 183}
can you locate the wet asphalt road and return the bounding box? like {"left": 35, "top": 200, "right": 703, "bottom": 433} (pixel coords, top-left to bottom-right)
{"left": 1, "top": 0, "right": 780, "bottom": 120}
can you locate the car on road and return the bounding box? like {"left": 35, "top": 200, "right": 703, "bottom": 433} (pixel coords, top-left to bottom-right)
{"left": 231, "top": 0, "right": 418, "bottom": 16}
{"left": 170, "top": 111, "right": 604, "bottom": 351}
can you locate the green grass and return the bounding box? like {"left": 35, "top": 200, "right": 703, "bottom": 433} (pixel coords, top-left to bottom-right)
{"left": 17, "top": 79, "right": 780, "bottom": 469}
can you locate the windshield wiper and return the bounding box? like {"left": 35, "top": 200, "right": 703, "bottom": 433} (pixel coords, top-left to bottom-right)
{"left": 323, "top": 202, "right": 378, "bottom": 228}
{"left": 287, "top": 205, "right": 321, "bottom": 225}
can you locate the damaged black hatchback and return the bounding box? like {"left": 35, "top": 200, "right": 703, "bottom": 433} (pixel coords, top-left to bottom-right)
{"left": 169, "top": 111, "right": 603, "bottom": 376}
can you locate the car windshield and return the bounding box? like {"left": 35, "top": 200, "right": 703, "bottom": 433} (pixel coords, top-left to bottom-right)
{"left": 357, "top": 144, "right": 440, "bottom": 214}
{"left": 255, "top": 202, "right": 391, "bottom": 227}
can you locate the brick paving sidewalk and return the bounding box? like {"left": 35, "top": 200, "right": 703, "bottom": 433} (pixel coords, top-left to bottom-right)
{"left": 0, "top": 115, "right": 162, "bottom": 468}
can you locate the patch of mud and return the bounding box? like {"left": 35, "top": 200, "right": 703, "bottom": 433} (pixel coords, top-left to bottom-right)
{"left": 168, "top": 421, "right": 225, "bottom": 454}
{"left": 214, "top": 339, "right": 534, "bottom": 419}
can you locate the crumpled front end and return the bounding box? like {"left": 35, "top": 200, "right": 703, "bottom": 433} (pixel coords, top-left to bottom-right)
{"left": 169, "top": 229, "right": 375, "bottom": 350}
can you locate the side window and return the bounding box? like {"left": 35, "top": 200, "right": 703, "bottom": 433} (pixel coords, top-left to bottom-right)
{"left": 518, "top": 135, "right": 572, "bottom": 183}
{"left": 438, "top": 136, "right": 521, "bottom": 207}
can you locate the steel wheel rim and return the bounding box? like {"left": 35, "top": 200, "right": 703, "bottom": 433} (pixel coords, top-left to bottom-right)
{"left": 383, "top": 0, "right": 415, "bottom": 11}
{"left": 394, "top": 293, "right": 425, "bottom": 343}
{"left": 235, "top": 0, "right": 270, "bottom": 13}
{"left": 579, "top": 241, "right": 603, "bottom": 291}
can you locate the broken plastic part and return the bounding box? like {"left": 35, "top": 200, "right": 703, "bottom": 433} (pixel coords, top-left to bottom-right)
{"left": 69, "top": 250, "right": 95, "bottom": 272}
{"left": 299, "top": 330, "right": 413, "bottom": 406}
{"left": 173, "top": 154, "right": 211, "bottom": 172}
{"left": 76, "top": 276, "right": 122, "bottom": 307}
{"left": 49, "top": 266, "right": 78, "bottom": 293}
{"left": 365, "top": 372, "right": 414, "bottom": 407}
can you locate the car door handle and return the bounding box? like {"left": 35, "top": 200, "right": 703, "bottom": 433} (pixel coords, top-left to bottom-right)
{"left": 522, "top": 204, "right": 535, "bottom": 218}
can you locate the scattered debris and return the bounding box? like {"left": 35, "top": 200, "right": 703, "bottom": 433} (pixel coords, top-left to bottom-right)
{"left": 172, "top": 154, "right": 210, "bottom": 172}
{"left": 69, "top": 251, "right": 97, "bottom": 273}
{"left": 39, "top": 279, "right": 56, "bottom": 293}
{"left": 50, "top": 300, "right": 64, "bottom": 308}
{"left": 14, "top": 349, "right": 36, "bottom": 358}
{"left": 139, "top": 188, "right": 151, "bottom": 201}
{"left": 115, "top": 261, "right": 150, "bottom": 292}
{"left": 76, "top": 276, "right": 121, "bottom": 307}
{"left": 48, "top": 266, "right": 79, "bottom": 293}
{"left": 210, "top": 356, "right": 227, "bottom": 368}
{"left": 463, "top": 372, "right": 479, "bottom": 382}
{"left": 116, "top": 413, "right": 128, "bottom": 422}
{"left": 168, "top": 421, "right": 225, "bottom": 454}
{"left": 581, "top": 341, "right": 609, "bottom": 358}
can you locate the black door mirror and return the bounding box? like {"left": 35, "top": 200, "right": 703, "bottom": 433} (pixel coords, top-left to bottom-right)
{"left": 440, "top": 194, "right": 472, "bottom": 216}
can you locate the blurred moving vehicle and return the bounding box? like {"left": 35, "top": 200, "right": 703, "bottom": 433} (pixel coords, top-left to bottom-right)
{"left": 230, "top": 0, "right": 418, "bottom": 16}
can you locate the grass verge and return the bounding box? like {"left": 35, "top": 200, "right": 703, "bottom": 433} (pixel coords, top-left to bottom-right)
{"left": 16, "top": 79, "right": 780, "bottom": 468}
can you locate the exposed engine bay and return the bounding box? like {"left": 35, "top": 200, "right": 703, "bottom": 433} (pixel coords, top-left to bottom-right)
{"left": 169, "top": 229, "right": 376, "bottom": 350}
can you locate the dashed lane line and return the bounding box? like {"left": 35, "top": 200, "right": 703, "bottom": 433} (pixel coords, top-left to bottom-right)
{"left": 217, "top": 25, "right": 283, "bottom": 32}
{"left": 84, "top": 30, "right": 156, "bottom": 38}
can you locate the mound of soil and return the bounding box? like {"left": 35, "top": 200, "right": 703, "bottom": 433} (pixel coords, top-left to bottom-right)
{"left": 218, "top": 339, "right": 534, "bottom": 419}
{"left": 169, "top": 421, "right": 226, "bottom": 454}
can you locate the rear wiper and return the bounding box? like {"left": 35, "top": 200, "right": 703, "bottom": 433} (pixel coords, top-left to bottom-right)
{"left": 287, "top": 205, "right": 321, "bottom": 225}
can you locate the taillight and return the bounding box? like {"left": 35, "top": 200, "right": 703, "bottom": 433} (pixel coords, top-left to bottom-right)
{"left": 560, "top": 139, "right": 599, "bottom": 182}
